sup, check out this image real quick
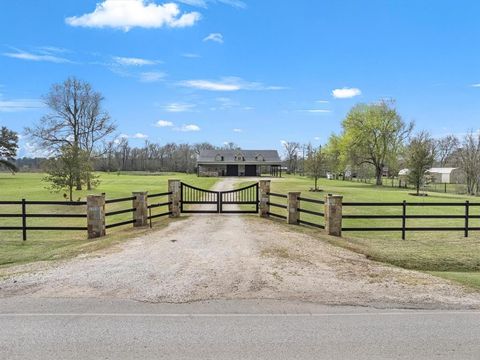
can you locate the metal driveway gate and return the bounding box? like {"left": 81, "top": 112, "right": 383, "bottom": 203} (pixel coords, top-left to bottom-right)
{"left": 180, "top": 182, "right": 258, "bottom": 214}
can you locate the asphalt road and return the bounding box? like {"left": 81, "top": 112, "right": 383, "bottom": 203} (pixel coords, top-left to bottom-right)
{"left": 0, "top": 298, "right": 479, "bottom": 359}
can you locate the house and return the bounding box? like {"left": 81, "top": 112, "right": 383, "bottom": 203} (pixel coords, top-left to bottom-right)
{"left": 197, "top": 150, "right": 282, "bottom": 177}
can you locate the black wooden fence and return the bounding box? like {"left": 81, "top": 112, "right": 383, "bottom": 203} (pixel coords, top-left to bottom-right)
{"left": 266, "top": 192, "right": 480, "bottom": 239}
{"left": 0, "top": 192, "right": 172, "bottom": 240}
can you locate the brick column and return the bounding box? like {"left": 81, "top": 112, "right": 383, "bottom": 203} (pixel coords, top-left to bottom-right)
{"left": 324, "top": 194, "right": 343, "bottom": 237}
{"left": 287, "top": 192, "right": 301, "bottom": 224}
{"left": 259, "top": 180, "right": 271, "bottom": 217}
{"left": 168, "top": 179, "right": 181, "bottom": 218}
{"left": 87, "top": 194, "right": 106, "bottom": 239}
{"left": 132, "top": 191, "right": 148, "bottom": 227}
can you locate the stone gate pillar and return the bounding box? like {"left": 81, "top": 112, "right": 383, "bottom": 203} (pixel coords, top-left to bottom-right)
{"left": 287, "top": 192, "right": 301, "bottom": 224}
{"left": 87, "top": 194, "right": 106, "bottom": 238}
{"left": 259, "top": 180, "right": 271, "bottom": 217}
{"left": 168, "top": 179, "right": 181, "bottom": 218}
{"left": 132, "top": 191, "right": 148, "bottom": 227}
{"left": 325, "top": 194, "right": 343, "bottom": 237}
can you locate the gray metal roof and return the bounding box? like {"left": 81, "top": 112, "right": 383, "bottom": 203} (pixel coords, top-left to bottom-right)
{"left": 198, "top": 150, "right": 281, "bottom": 164}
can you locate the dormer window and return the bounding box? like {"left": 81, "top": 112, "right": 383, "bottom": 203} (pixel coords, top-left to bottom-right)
{"left": 234, "top": 152, "right": 245, "bottom": 161}
{"left": 215, "top": 154, "right": 224, "bottom": 161}
{"left": 255, "top": 154, "right": 264, "bottom": 161}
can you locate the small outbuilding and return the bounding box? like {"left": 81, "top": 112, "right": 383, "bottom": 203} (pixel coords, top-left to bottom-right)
{"left": 426, "top": 168, "right": 463, "bottom": 184}
{"left": 197, "top": 149, "right": 282, "bottom": 177}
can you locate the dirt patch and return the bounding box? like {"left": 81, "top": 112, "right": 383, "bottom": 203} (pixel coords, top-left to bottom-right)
{"left": 1, "top": 178, "right": 480, "bottom": 309}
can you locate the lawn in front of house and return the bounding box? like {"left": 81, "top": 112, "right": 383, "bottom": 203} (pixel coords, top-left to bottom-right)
{"left": 0, "top": 172, "right": 218, "bottom": 268}
{"left": 267, "top": 175, "right": 480, "bottom": 289}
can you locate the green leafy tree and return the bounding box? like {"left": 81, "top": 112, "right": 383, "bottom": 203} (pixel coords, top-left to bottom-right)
{"left": 305, "top": 145, "right": 325, "bottom": 190}
{"left": 43, "top": 146, "right": 91, "bottom": 201}
{"left": 340, "top": 100, "right": 413, "bottom": 185}
{"left": 406, "top": 132, "right": 435, "bottom": 195}
{"left": 0, "top": 126, "right": 19, "bottom": 173}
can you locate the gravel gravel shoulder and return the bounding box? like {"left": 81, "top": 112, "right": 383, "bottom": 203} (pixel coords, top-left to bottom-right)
{"left": 1, "top": 178, "right": 480, "bottom": 309}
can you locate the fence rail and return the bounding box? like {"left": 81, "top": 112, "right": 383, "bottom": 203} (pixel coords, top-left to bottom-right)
{"left": 297, "top": 195, "right": 325, "bottom": 229}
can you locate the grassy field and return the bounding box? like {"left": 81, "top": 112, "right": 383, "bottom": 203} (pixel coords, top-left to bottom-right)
{"left": 0, "top": 172, "right": 217, "bottom": 268}
{"left": 267, "top": 175, "right": 480, "bottom": 289}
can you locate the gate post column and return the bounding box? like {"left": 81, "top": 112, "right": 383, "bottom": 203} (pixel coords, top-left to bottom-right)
{"left": 132, "top": 191, "right": 148, "bottom": 227}
{"left": 87, "top": 194, "right": 106, "bottom": 238}
{"left": 325, "top": 194, "right": 343, "bottom": 237}
{"left": 259, "top": 180, "right": 271, "bottom": 217}
{"left": 287, "top": 192, "right": 301, "bottom": 224}
{"left": 168, "top": 179, "right": 181, "bottom": 218}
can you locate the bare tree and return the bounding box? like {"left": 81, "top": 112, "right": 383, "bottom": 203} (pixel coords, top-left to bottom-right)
{"left": 26, "top": 77, "right": 116, "bottom": 189}
{"left": 283, "top": 141, "right": 300, "bottom": 173}
{"left": 458, "top": 132, "right": 480, "bottom": 195}
{"left": 435, "top": 135, "right": 459, "bottom": 167}
{"left": 305, "top": 145, "right": 325, "bottom": 190}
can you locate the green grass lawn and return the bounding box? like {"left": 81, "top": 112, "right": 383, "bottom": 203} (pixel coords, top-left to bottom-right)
{"left": 268, "top": 175, "right": 480, "bottom": 289}
{"left": 0, "top": 172, "right": 217, "bottom": 268}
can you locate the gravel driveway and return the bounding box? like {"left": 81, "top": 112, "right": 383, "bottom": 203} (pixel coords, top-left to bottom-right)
{"left": 1, "top": 178, "right": 480, "bottom": 309}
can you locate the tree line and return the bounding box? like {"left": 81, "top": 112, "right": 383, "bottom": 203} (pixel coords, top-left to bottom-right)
{"left": 287, "top": 100, "right": 480, "bottom": 196}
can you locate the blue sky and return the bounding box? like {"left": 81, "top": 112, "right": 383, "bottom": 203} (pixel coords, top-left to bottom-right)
{"left": 1, "top": 0, "right": 479, "bottom": 156}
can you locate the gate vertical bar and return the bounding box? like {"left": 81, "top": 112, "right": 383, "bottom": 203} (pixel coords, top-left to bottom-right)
{"left": 465, "top": 200, "right": 469, "bottom": 238}
{"left": 21, "top": 198, "right": 27, "bottom": 241}
{"left": 180, "top": 183, "right": 184, "bottom": 213}
{"left": 401, "top": 200, "right": 406, "bottom": 240}
{"left": 256, "top": 183, "right": 259, "bottom": 213}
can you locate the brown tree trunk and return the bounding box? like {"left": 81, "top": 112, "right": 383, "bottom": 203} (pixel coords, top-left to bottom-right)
{"left": 375, "top": 166, "right": 383, "bottom": 186}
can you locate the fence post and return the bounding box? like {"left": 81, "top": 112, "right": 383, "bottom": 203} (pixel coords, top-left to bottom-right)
{"left": 168, "top": 179, "right": 181, "bottom": 218}
{"left": 287, "top": 192, "right": 301, "bottom": 224}
{"left": 465, "top": 200, "right": 469, "bottom": 238}
{"left": 402, "top": 200, "right": 406, "bottom": 240}
{"left": 259, "top": 180, "right": 271, "bottom": 217}
{"left": 324, "top": 194, "right": 343, "bottom": 237}
{"left": 87, "top": 194, "right": 106, "bottom": 239}
{"left": 132, "top": 191, "right": 148, "bottom": 227}
{"left": 21, "top": 198, "right": 27, "bottom": 241}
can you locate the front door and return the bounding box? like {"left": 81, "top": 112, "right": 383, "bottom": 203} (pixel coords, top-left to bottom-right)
{"left": 226, "top": 165, "right": 238, "bottom": 176}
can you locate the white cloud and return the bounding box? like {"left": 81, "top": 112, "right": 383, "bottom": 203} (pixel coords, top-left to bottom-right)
{"left": 139, "top": 71, "right": 166, "bottom": 82}
{"left": 3, "top": 49, "right": 72, "bottom": 63}
{"left": 302, "top": 109, "right": 331, "bottom": 113}
{"left": 472, "top": 84, "right": 480, "bottom": 88}
{"left": 118, "top": 132, "right": 148, "bottom": 139}
{"left": 182, "top": 53, "right": 201, "bottom": 58}
{"left": 176, "top": 124, "right": 200, "bottom": 132}
{"left": 179, "top": 76, "right": 284, "bottom": 92}
{"left": 0, "top": 98, "right": 44, "bottom": 112}
{"left": 203, "top": 33, "right": 223, "bottom": 43}
{"left": 113, "top": 56, "right": 158, "bottom": 66}
{"left": 314, "top": 136, "right": 321, "bottom": 141}
{"left": 132, "top": 132, "right": 148, "bottom": 139}
{"left": 162, "top": 102, "right": 196, "bottom": 112}
{"left": 332, "top": 87, "right": 362, "bottom": 99}
{"left": 156, "top": 120, "right": 174, "bottom": 127}
{"left": 233, "top": 128, "right": 242, "bottom": 132}
{"left": 217, "top": 0, "right": 246, "bottom": 8}
{"left": 177, "top": 0, "right": 207, "bottom": 7}
{"left": 65, "top": 0, "right": 201, "bottom": 31}
{"left": 316, "top": 100, "right": 329, "bottom": 104}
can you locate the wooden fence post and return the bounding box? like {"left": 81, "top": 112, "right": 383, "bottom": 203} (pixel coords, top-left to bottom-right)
{"left": 168, "top": 180, "right": 181, "bottom": 218}
{"left": 132, "top": 191, "right": 148, "bottom": 227}
{"left": 324, "top": 194, "right": 343, "bottom": 237}
{"left": 287, "top": 192, "right": 301, "bottom": 224}
{"left": 259, "top": 180, "right": 271, "bottom": 217}
{"left": 87, "top": 194, "right": 106, "bottom": 239}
